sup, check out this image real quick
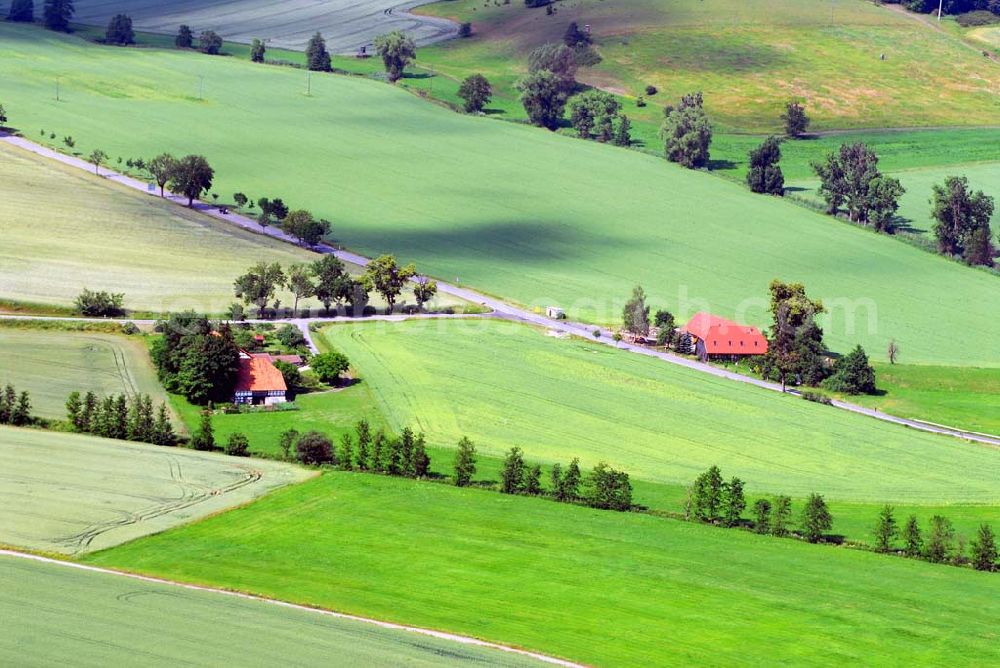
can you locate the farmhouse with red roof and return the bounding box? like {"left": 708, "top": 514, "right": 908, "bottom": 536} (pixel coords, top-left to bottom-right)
{"left": 681, "top": 312, "right": 768, "bottom": 362}
{"left": 233, "top": 350, "right": 288, "bottom": 406}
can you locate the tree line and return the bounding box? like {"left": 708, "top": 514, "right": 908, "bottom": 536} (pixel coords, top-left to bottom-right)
{"left": 65, "top": 390, "right": 176, "bottom": 445}
{"left": 232, "top": 254, "right": 437, "bottom": 319}
{"left": 0, "top": 384, "right": 33, "bottom": 427}
{"left": 688, "top": 466, "right": 998, "bottom": 572}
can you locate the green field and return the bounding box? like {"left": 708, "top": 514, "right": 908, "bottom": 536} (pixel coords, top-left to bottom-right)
{"left": 843, "top": 363, "right": 1000, "bottom": 436}
{"left": 86, "top": 472, "right": 1000, "bottom": 666}
{"left": 0, "top": 141, "right": 465, "bottom": 314}
{"left": 0, "top": 427, "right": 310, "bottom": 554}
{"left": 418, "top": 0, "right": 1000, "bottom": 132}
{"left": 2, "top": 24, "right": 997, "bottom": 364}
{"left": 0, "top": 554, "right": 540, "bottom": 667}
{"left": 0, "top": 329, "right": 169, "bottom": 420}
{"left": 314, "top": 319, "right": 999, "bottom": 504}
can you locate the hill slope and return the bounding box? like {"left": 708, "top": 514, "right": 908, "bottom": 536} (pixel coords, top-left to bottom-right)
{"left": 1, "top": 24, "right": 997, "bottom": 364}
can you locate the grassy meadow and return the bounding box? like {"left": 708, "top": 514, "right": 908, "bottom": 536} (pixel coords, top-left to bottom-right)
{"left": 86, "top": 472, "right": 1000, "bottom": 667}
{"left": 0, "top": 427, "right": 310, "bottom": 554}
{"left": 313, "top": 319, "right": 1000, "bottom": 505}
{"left": 0, "top": 142, "right": 465, "bottom": 314}
{"left": 0, "top": 555, "right": 541, "bottom": 667}
{"left": 0, "top": 329, "right": 170, "bottom": 420}
{"left": 417, "top": 0, "right": 1000, "bottom": 132}
{"left": 2, "top": 24, "right": 998, "bottom": 364}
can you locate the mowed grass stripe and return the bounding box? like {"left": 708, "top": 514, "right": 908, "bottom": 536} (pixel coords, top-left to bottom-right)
{"left": 0, "top": 554, "right": 544, "bottom": 666}
{"left": 1, "top": 24, "right": 997, "bottom": 364}
{"left": 0, "top": 330, "right": 168, "bottom": 419}
{"left": 320, "top": 320, "right": 1000, "bottom": 503}
{"left": 86, "top": 473, "right": 1000, "bottom": 667}
{"left": 0, "top": 427, "right": 310, "bottom": 554}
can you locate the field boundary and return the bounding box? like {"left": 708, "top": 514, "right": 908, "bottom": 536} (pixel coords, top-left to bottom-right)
{"left": 2, "top": 133, "right": 998, "bottom": 447}
{"left": 0, "top": 549, "right": 585, "bottom": 667}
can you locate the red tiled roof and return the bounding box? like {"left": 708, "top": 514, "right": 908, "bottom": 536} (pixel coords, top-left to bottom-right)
{"left": 251, "top": 353, "right": 304, "bottom": 366}
{"left": 235, "top": 357, "right": 287, "bottom": 393}
{"left": 682, "top": 312, "right": 768, "bottom": 355}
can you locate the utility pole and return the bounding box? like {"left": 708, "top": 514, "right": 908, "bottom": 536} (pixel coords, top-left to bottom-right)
{"left": 198, "top": 75, "right": 204, "bottom": 100}
{"left": 937, "top": 0, "right": 943, "bottom": 20}
{"left": 307, "top": 71, "right": 311, "bottom": 96}
{"left": 55, "top": 78, "right": 60, "bottom": 102}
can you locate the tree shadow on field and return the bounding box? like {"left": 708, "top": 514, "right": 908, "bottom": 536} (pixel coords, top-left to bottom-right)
{"left": 402, "top": 72, "right": 434, "bottom": 80}
{"left": 351, "top": 219, "right": 641, "bottom": 265}
{"left": 708, "top": 158, "right": 739, "bottom": 171}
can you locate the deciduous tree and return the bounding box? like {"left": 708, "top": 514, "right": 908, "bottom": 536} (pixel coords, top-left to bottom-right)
{"left": 296, "top": 431, "right": 334, "bottom": 465}
{"left": 199, "top": 30, "right": 223, "bottom": 55}
{"left": 720, "top": 477, "right": 746, "bottom": 527}
{"left": 823, "top": 345, "right": 877, "bottom": 395}
{"left": 374, "top": 31, "right": 416, "bottom": 82}
{"left": 812, "top": 143, "right": 904, "bottom": 231}
{"left": 364, "top": 255, "right": 415, "bottom": 313}
{"left": 500, "top": 446, "right": 526, "bottom": 494}
{"left": 660, "top": 92, "right": 712, "bottom": 169}
{"left": 752, "top": 498, "right": 772, "bottom": 534}
{"left": 169, "top": 155, "right": 214, "bottom": 206}
{"left": 781, "top": 100, "right": 810, "bottom": 138}
{"left": 930, "top": 176, "right": 995, "bottom": 264}
{"left": 234, "top": 262, "right": 285, "bottom": 318}
{"left": 528, "top": 43, "right": 577, "bottom": 91}
{"left": 175, "top": 24, "right": 193, "bottom": 48}
{"left": 925, "top": 515, "right": 955, "bottom": 563}
{"left": 746, "top": 136, "right": 784, "bottom": 195}
{"left": 801, "top": 493, "right": 833, "bottom": 543}
{"left": 517, "top": 70, "right": 567, "bottom": 130}
{"left": 225, "top": 432, "right": 250, "bottom": 457}
{"left": 250, "top": 38, "right": 266, "bottom": 63}
{"left": 105, "top": 13, "right": 134, "bottom": 45}
{"left": 191, "top": 412, "right": 215, "bottom": 451}
{"left": 311, "top": 351, "right": 350, "bottom": 384}
{"left": 147, "top": 153, "right": 176, "bottom": 197}
{"left": 412, "top": 277, "right": 438, "bottom": 311}
{"left": 311, "top": 255, "right": 352, "bottom": 315}
{"left": 622, "top": 285, "right": 650, "bottom": 338}
{"left": 43, "top": 0, "right": 73, "bottom": 32}
{"left": 569, "top": 89, "right": 621, "bottom": 141}
{"left": 458, "top": 73, "right": 492, "bottom": 113}
{"left": 771, "top": 495, "right": 792, "bottom": 537}
{"left": 583, "top": 462, "right": 632, "bottom": 511}
{"left": 7, "top": 0, "right": 34, "bottom": 22}
{"left": 88, "top": 149, "right": 107, "bottom": 175}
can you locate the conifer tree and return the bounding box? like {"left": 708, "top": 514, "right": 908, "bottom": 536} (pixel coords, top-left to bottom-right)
{"left": 563, "top": 458, "right": 581, "bottom": 500}
{"left": 305, "top": 32, "right": 332, "bottom": 72}
{"left": 500, "top": 446, "right": 526, "bottom": 494}
{"left": 111, "top": 394, "right": 129, "bottom": 440}
{"left": 525, "top": 464, "right": 543, "bottom": 495}
{"left": 412, "top": 432, "right": 430, "bottom": 478}
{"left": 81, "top": 391, "right": 97, "bottom": 433}
{"left": 11, "top": 391, "right": 31, "bottom": 426}
{"left": 7, "top": 0, "right": 34, "bottom": 23}
{"left": 902, "top": 514, "right": 923, "bottom": 557}
{"left": 371, "top": 429, "right": 386, "bottom": 472}
{"left": 0, "top": 384, "right": 15, "bottom": 424}
{"left": 752, "top": 498, "right": 771, "bottom": 534}
{"left": 152, "top": 403, "right": 175, "bottom": 446}
{"left": 873, "top": 504, "right": 898, "bottom": 553}
{"left": 453, "top": 436, "right": 477, "bottom": 486}
{"left": 66, "top": 391, "right": 82, "bottom": 430}
{"left": 399, "top": 426, "right": 415, "bottom": 476}
{"left": 338, "top": 433, "right": 354, "bottom": 470}
{"left": 191, "top": 412, "right": 215, "bottom": 451}
{"left": 720, "top": 477, "right": 746, "bottom": 527}
{"left": 691, "top": 465, "right": 724, "bottom": 522}
{"left": 970, "top": 523, "right": 998, "bottom": 572}
{"left": 386, "top": 434, "right": 403, "bottom": 475}
{"left": 771, "top": 495, "right": 792, "bottom": 537}
{"left": 355, "top": 419, "right": 372, "bottom": 470}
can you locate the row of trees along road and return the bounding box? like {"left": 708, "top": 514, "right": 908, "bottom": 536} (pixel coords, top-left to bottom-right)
{"left": 233, "top": 254, "right": 436, "bottom": 318}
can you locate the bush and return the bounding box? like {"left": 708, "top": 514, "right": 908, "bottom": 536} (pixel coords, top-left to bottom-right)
{"left": 458, "top": 22, "right": 472, "bottom": 37}
{"left": 957, "top": 10, "right": 1000, "bottom": 26}
{"left": 121, "top": 322, "right": 140, "bottom": 335}
{"left": 636, "top": 96, "right": 646, "bottom": 107}
{"left": 296, "top": 431, "right": 334, "bottom": 465}
{"left": 800, "top": 391, "right": 832, "bottom": 405}
{"left": 273, "top": 360, "right": 301, "bottom": 392}
{"left": 311, "top": 351, "right": 350, "bottom": 384}
{"left": 75, "top": 288, "right": 125, "bottom": 317}
{"left": 225, "top": 432, "right": 250, "bottom": 457}
{"left": 276, "top": 323, "right": 306, "bottom": 348}
{"left": 644, "top": 85, "right": 658, "bottom": 96}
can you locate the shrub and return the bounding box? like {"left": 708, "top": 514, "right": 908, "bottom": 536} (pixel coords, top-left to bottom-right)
{"left": 273, "top": 360, "right": 301, "bottom": 392}
{"left": 276, "top": 323, "right": 306, "bottom": 348}
{"left": 75, "top": 288, "right": 126, "bottom": 317}
{"left": 121, "top": 322, "right": 140, "bottom": 335}
{"left": 458, "top": 22, "right": 472, "bottom": 37}
{"left": 644, "top": 85, "right": 658, "bottom": 96}
{"left": 583, "top": 462, "right": 632, "bottom": 511}
{"left": 800, "top": 391, "right": 832, "bottom": 405}
{"left": 957, "top": 10, "right": 1000, "bottom": 26}
{"left": 296, "top": 431, "right": 334, "bottom": 465}
{"left": 224, "top": 432, "right": 250, "bottom": 457}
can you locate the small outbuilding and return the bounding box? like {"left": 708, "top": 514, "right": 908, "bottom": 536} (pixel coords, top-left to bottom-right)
{"left": 681, "top": 312, "right": 768, "bottom": 362}
{"left": 546, "top": 306, "right": 566, "bottom": 319}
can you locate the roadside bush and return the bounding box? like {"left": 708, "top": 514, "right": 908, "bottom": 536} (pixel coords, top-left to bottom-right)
{"left": 957, "top": 10, "right": 1000, "bottom": 26}
{"left": 458, "top": 22, "right": 472, "bottom": 37}
{"left": 75, "top": 288, "right": 125, "bottom": 317}
{"left": 296, "top": 431, "right": 334, "bottom": 465}
{"left": 276, "top": 323, "right": 306, "bottom": 348}
{"left": 121, "top": 322, "right": 140, "bottom": 335}
{"left": 225, "top": 432, "right": 250, "bottom": 457}
{"left": 800, "top": 391, "right": 832, "bottom": 405}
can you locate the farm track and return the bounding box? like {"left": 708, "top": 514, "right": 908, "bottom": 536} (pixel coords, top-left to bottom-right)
{"left": 56, "top": 458, "right": 265, "bottom": 554}
{"left": 1, "top": 133, "right": 998, "bottom": 448}
{"left": 0, "top": 549, "right": 584, "bottom": 667}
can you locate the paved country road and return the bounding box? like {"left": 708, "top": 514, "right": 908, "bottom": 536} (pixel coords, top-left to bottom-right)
{"left": 0, "top": 549, "right": 583, "bottom": 668}
{"left": 2, "top": 132, "right": 998, "bottom": 448}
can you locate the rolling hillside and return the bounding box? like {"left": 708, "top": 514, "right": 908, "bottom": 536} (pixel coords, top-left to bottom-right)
{"left": 1, "top": 24, "right": 997, "bottom": 365}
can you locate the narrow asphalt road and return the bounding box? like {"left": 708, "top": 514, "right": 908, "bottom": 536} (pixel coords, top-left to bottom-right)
{"left": 0, "top": 549, "right": 583, "bottom": 667}
{"left": 3, "top": 133, "right": 998, "bottom": 448}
